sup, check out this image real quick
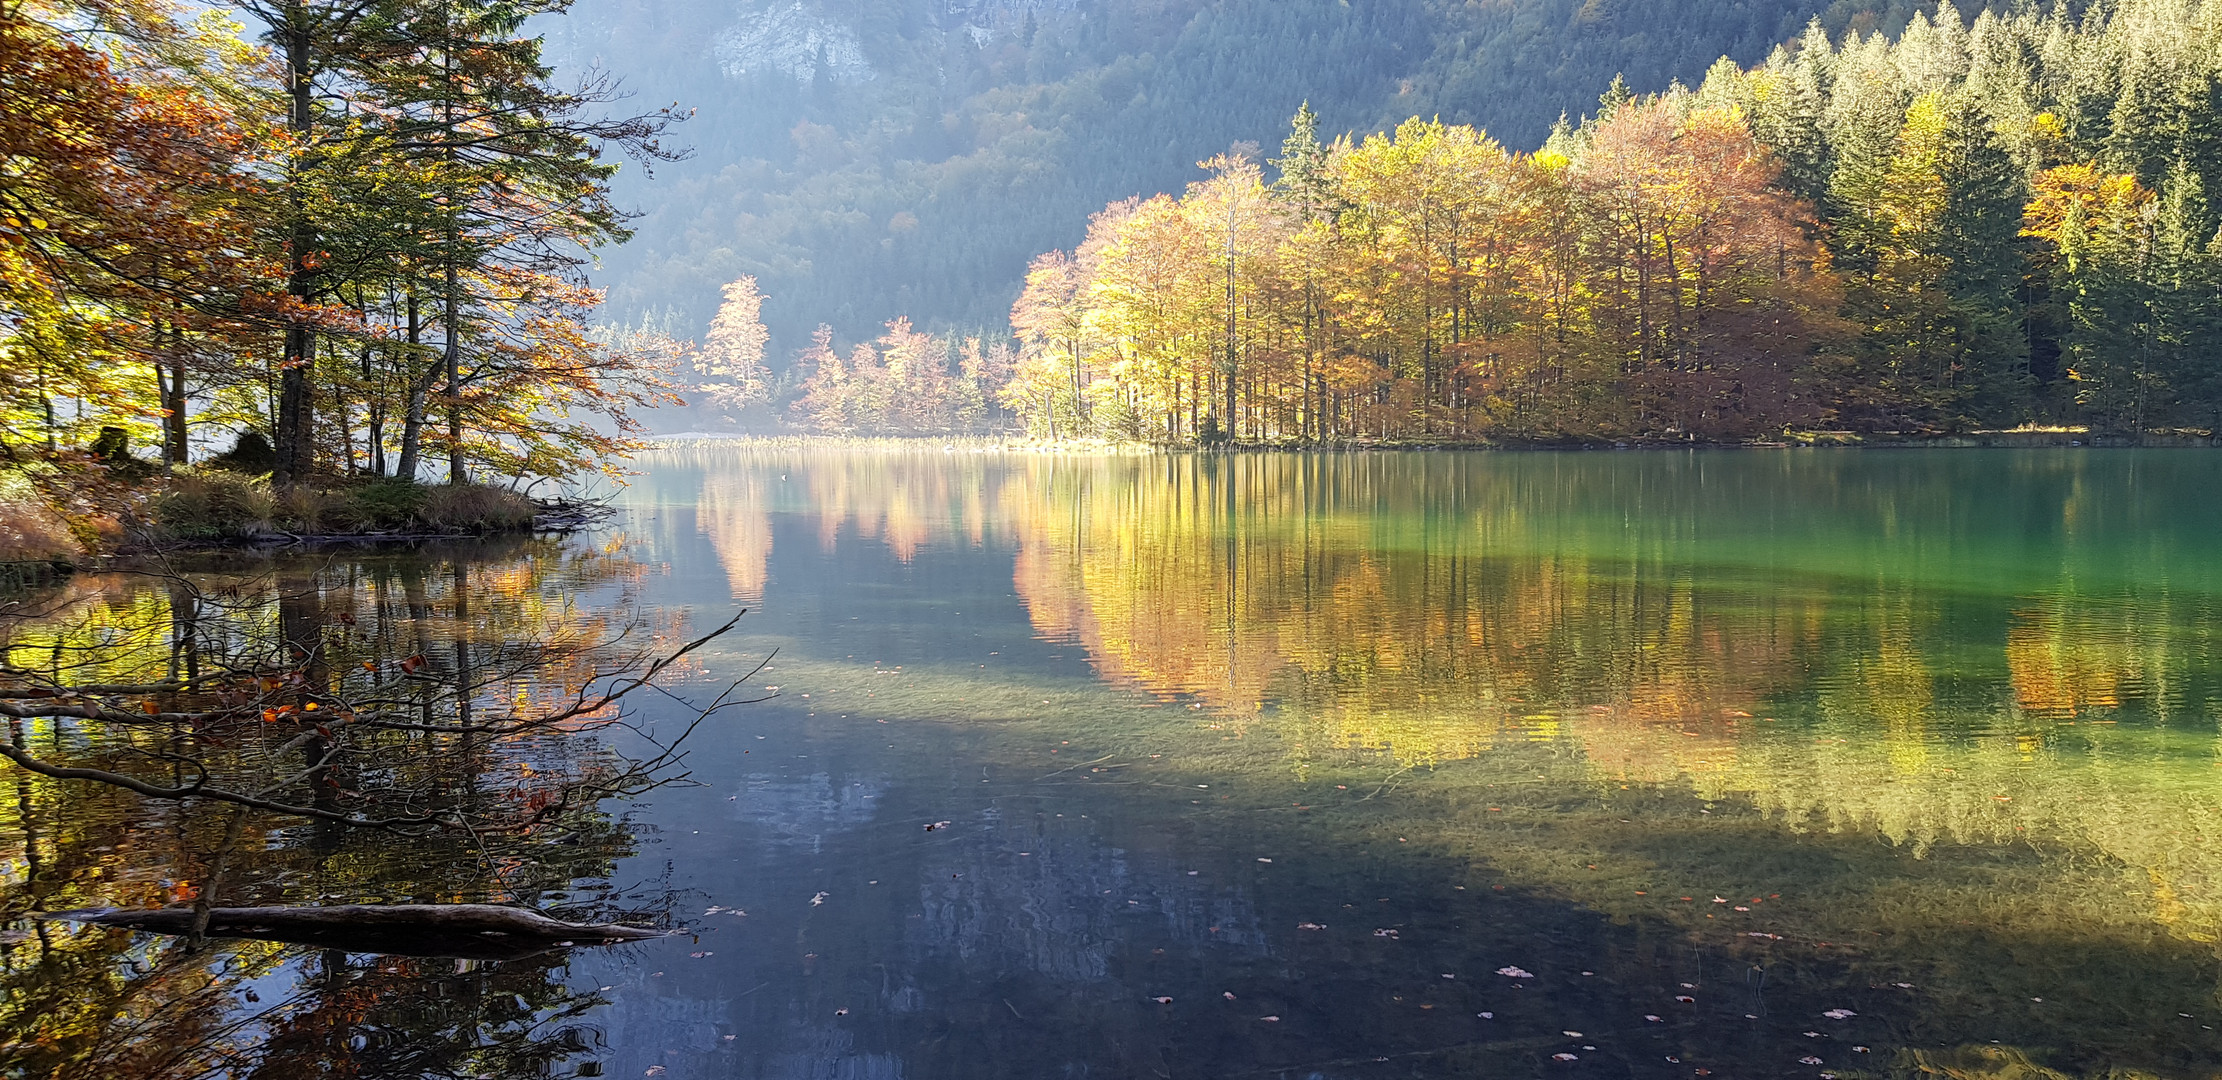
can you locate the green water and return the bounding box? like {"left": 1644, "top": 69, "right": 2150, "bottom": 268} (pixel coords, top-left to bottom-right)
{"left": 5, "top": 448, "right": 2221, "bottom": 1078}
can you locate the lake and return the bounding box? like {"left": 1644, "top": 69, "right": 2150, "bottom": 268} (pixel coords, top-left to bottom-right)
{"left": 5, "top": 447, "right": 2221, "bottom": 1078}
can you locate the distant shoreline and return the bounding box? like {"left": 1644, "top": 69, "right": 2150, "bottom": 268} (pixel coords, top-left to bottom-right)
{"left": 649, "top": 430, "right": 2222, "bottom": 452}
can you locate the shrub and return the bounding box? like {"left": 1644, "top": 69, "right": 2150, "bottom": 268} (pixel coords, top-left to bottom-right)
{"left": 206, "top": 431, "right": 276, "bottom": 474}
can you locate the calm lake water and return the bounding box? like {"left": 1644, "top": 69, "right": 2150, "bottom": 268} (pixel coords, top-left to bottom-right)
{"left": 7, "top": 447, "right": 2222, "bottom": 1079}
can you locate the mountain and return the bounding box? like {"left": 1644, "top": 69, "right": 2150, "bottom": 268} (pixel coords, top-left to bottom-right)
{"left": 542, "top": 0, "right": 1968, "bottom": 371}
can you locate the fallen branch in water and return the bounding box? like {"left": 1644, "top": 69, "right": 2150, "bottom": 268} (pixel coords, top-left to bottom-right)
{"left": 42, "top": 904, "right": 665, "bottom": 960}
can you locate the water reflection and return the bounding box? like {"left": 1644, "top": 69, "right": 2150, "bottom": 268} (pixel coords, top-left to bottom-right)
{"left": 621, "top": 446, "right": 2222, "bottom": 1077}
{"left": 9, "top": 449, "right": 2222, "bottom": 1078}
{"left": 0, "top": 536, "right": 683, "bottom": 1079}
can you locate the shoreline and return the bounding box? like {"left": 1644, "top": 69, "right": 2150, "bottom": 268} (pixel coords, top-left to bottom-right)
{"left": 0, "top": 491, "right": 612, "bottom": 588}
{"left": 649, "top": 429, "right": 2222, "bottom": 452}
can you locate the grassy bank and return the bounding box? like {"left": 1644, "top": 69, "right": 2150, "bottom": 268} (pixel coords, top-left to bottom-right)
{"left": 0, "top": 462, "right": 544, "bottom": 579}
{"left": 150, "top": 472, "right": 538, "bottom": 542}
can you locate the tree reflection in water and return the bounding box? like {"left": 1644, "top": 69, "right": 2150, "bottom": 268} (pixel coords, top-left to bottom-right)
{"left": 0, "top": 535, "right": 711, "bottom": 1079}
{"left": 642, "top": 446, "right": 2222, "bottom": 1076}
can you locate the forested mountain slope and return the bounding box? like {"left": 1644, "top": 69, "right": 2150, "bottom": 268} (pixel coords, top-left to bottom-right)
{"left": 546, "top": 0, "right": 1960, "bottom": 368}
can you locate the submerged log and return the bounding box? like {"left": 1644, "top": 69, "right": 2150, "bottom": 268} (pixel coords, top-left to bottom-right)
{"left": 40, "top": 904, "right": 665, "bottom": 960}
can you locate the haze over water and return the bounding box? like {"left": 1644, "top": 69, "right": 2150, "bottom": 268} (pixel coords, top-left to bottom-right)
{"left": 10, "top": 446, "right": 2222, "bottom": 1077}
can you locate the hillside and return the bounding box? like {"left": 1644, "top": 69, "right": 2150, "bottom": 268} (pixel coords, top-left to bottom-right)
{"left": 545, "top": 0, "right": 1963, "bottom": 377}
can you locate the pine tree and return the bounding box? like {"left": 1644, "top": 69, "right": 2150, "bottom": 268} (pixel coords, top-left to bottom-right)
{"left": 1270, "top": 103, "right": 1338, "bottom": 221}
{"left": 1936, "top": 90, "right": 2031, "bottom": 420}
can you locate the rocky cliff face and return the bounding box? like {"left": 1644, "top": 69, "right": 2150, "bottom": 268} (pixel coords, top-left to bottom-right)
{"left": 713, "top": 2, "right": 877, "bottom": 83}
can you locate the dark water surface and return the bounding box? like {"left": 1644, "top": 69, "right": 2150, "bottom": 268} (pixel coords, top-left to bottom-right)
{"left": 8, "top": 448, "right": 2222, "bottom": 1079}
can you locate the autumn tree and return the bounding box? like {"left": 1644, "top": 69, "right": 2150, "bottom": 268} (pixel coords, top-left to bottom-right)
{"left": 697, "top": 275, "right": 771, "bottom": 418}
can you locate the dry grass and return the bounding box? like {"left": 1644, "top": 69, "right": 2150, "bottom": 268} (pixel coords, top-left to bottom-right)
{"left": 419, "top": 483, "right": 536, "bottom": 531}
{"left": 151, "top": 471, "right": 535, "bottom": 539}
{"left": 0, "top": 472, "right": 79, "bottom": 563}
{"left": 0, "top": 498, "right": 78, "bottom": 564}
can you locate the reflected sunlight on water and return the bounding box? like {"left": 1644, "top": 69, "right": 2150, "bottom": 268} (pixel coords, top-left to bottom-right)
{"left": 9, "top": 447, "right": 2222, "bottom": 1079}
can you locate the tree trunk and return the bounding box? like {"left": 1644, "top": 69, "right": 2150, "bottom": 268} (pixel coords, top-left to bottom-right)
{"left": 160, "top": 325, "right": 189, "bottom": 469}
{"left": 445, "top": 260, "right": 465, "bottom": 485}
{"left": 43, "top": 904, "right": 663, "bottom": 961}
{"left": 397, "top": 294, "right": 426, "bottom": 480}
{"left": 273, "top": 14, "right": 317, "bottom": 491}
